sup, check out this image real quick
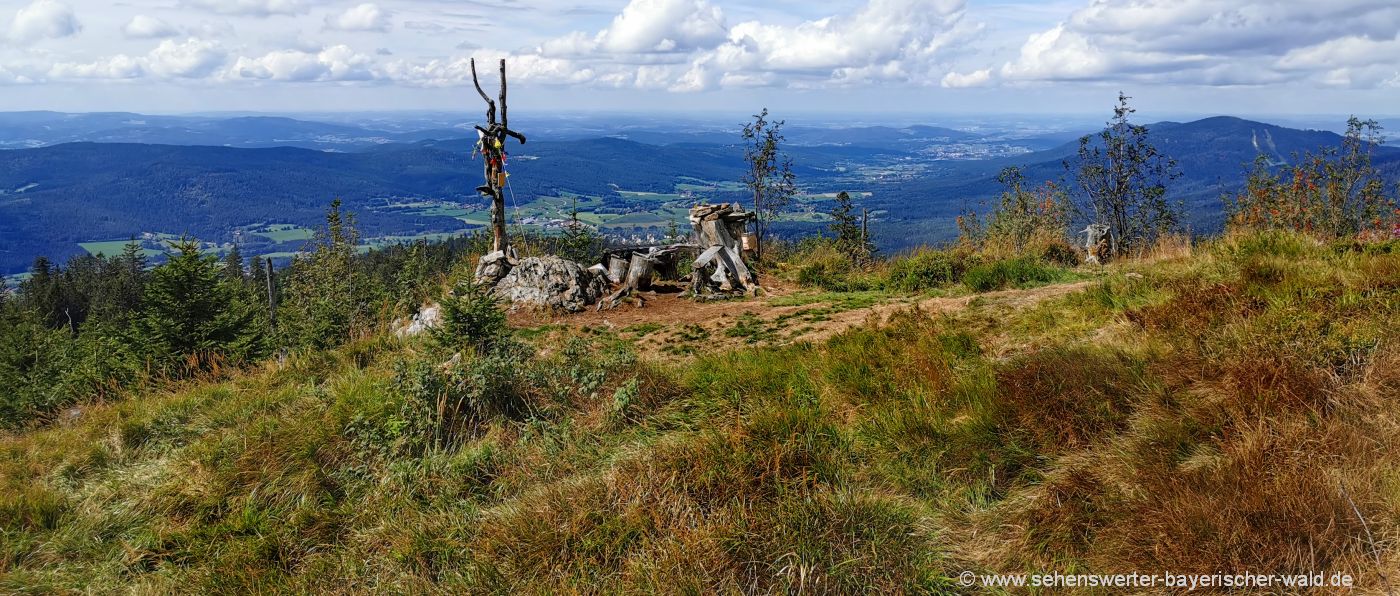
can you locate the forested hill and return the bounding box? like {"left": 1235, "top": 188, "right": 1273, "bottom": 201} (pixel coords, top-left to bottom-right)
{"left": 0, "top": 138, "right": 758, "bottom": 273}
{"left": 2, "top": 115, "right": 1395, "bottom": 275}
{"left": 870, "top": 116, "right": 1400, "bottom": 239}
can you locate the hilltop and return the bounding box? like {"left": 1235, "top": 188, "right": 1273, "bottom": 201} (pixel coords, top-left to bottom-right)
{"left": 3, "top": 231, "right": 1396, "bottom": 592}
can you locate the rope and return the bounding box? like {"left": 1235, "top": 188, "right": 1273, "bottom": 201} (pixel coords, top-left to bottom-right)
{"left": 505, "top": 175, "right": 530, "bottom": 256}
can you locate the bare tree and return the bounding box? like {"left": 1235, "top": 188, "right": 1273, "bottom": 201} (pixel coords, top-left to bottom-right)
{"left": 741, "top": 108, "right": 797, "bottom": 262}
{"left": 470, "top": 58, "right": 527, "bottom": 254}
{"left": 1066, "top": 92, "right": 1182, "bottom": 257}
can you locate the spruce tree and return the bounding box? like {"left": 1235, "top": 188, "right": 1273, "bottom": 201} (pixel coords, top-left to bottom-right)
{"left": 134, "top": 240, "right": 261, "bottom": 367}
{"left": 279, "top": 200, "right": 367, "bottom": 350}
{"left": 828, "top": 191, "right": 869, "bottom": 265}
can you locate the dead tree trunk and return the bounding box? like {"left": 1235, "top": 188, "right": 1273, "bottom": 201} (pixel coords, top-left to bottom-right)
{"left": 471, "top": 58, "right": 525, "bottom": 255}
{"left": 623, "top": 253, "right": 655, "bottom": 291}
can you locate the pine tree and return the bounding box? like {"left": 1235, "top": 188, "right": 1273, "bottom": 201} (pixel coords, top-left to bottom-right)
{"left": 559, "top": 195, "right": 602, "bottom": 264}
{"left": 223, "top": 243, "right": 245, "bottom": 284}
{"left": 134, "top": 239, "right": 261, "bottom": 367}
{"left": 279, "top": 200, "right": 368, "bottom": 350}
{"left": 20, "top": 256, "right": 65, "bottom": 330}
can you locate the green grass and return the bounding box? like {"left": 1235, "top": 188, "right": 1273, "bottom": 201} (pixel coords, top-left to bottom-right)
{"left": 250, "top": 224, "right": 315, "bottom": 244}
{"left": 78, "top": 239, "right": 163, "bottom": 258}
{"left": 4, "top": 231, "right": 1398, "bottom": 592}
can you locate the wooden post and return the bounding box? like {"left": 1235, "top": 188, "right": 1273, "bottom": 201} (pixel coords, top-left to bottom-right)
{"left": 264, "top": 257, "right": 277, "bottom": 329}
{"left": 493, "top": 60, "right": 509, "bottom": 254}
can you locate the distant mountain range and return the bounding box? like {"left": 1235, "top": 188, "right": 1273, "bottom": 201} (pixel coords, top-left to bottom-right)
{"left": 1, "top": 112, "right": 1394, "bottom": 275}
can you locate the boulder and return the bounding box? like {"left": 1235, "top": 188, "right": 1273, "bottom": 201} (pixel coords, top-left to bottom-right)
{"left": 475, "top": 250, "right": 516, "bottom": 285}
{"left": 394, "top": 303, "right": 442, "bottom": 337}
{"left": 492, "top": 256, "right": 608, "bottom": 312}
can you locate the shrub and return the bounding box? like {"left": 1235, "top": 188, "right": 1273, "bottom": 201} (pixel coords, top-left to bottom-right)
{"left": 431, "top": 282, "right": 510, "bottom": 356}
{"left": 882, "top": 249, "right": 969, "bottom": 292}
{"left": 1035, "top": 239, "right": 1082, "bottom": 267}
{"left": 962, "top": 257, "right": 1062, "bottom": 292}
{"left": 793, "top": 242, "right": 873, "bottom": 291}
{"left": 391, "top": 344, "right": 532, "bottom": 454}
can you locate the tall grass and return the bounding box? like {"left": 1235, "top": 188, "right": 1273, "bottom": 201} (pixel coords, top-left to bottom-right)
{"left": 1, "top": 230, "right": 1397, "bottom": 592}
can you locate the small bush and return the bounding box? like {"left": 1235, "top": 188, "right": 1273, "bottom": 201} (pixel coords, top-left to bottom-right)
{"left": 883, "top": 249, "right": 969, "bottom": 292}
{"left": 1035, "top": 239, "right": 1082, "bottom": 267}
{"left": 431, "top": 282, "right": 509, "bottom": 355}
{"left": 962, "top": 257, "right": 1062, "bottom": 292}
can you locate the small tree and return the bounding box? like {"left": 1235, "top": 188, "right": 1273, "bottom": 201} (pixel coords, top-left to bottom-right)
{"left": 133, "top": 239, "right": 261, "bottom": 367}
{"left": 1226, "top": 117, "right": 1396, "bottom": 238}
{"left": 828, "top": 191, "right": 872, "bottom": 265}
{"left": 742, "top": 108, "right": 798, "bottom": 261}
{"left": 1067, "top": 92, "right": 1182, "bottom": 257}
{"left": 986, "top": 167, "right": 1072, "bottom": 254}
{"left": 279, "top": 200, "right": 369, "bottom": 351}
{"left": 558, "top": 195, "right": 603, "bottom": 264}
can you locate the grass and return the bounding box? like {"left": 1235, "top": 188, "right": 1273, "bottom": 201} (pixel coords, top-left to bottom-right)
{"left": 250, "top": 224, "right": 315, "bottom": 244}
{"left": 77, "top": 239, "right": 162, "bottom": 258}
{"left": 2, "top": 230, "right": 1398, "bottom": 591}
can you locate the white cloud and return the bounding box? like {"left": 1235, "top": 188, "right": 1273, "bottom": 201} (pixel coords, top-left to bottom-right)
{"left": 941, "top": 68, "right": 990, "bottom": 88}
{"left": 8, "top": 0, "right": 81, "bottom": 44}
{"left": 122, "top": 15, "right": 179, "bottom": 40}
{"left": 49, "top": 54, "right": 144, "bottom": 79}
{"left": 597, "top": 0, "right": 726, "bottom": 53}
{"left": 324, "top": 3, "right": 392, "bottom": 32}
{"left": 995, "top": 0, "right": 1400, "bottom": 88}
{"left": 39, "top": 38, "right": 226, "bottom": 81}
{"left": 230, "top": 45, "right": 375, "bottom": 81}
{"left": 532, "top": 0, "right": 976, "bottom": 91}
{"left": 148, "top": 38, "right": 227, "bottom": 78}
{"left": 380, "top": 51, "right": 593, "bottom": 87}
{"left": 181, "top": 0, "right": 307, "bottom": 18}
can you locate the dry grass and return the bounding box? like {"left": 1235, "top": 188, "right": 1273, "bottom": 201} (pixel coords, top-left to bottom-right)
{"left": 1, "top": 230, "right": 1397, "bottom": 593}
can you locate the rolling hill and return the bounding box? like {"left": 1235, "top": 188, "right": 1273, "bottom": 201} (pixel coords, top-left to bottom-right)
{"left": 1, "top": 114, "right": 1394, "bottom": 275}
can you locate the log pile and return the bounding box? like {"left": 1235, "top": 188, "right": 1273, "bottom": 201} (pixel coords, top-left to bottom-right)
{"left": 688, "top": 203, "right": 758, "bottom": 297}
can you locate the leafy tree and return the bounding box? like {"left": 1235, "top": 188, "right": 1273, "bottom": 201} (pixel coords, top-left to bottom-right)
{"left": 828, "top": 191, "right": 872, "bottom": 265}
{"left": 974, "top": 167, "right": 1073, "bottom": 254}
{"left": 1227, "top": 117, "right": 1396, "bottom": 238}
{"left": 1067, "top": 92, "right": 1182, "bottom": 257}
{"left": 279, "top": 200, "right": 370, "bottom": 351}
{"left": 742, "top": 108, "right": 798, "bottom": 261}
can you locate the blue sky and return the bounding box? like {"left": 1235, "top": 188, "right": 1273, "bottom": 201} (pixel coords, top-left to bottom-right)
{"left": 0, "top": 0, "right": 1396, "bottom": 116}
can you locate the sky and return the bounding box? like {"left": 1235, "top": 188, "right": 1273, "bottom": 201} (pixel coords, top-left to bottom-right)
{"left": 0, "top": 0, "right": 1396, "bottom": 116}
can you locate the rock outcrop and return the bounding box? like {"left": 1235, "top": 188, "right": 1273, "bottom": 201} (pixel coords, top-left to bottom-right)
{"left": 393, "top": 304, "right": 442, "bottom": 337}
{"left": 492, "top": 256, "right": 608, "bottom": 312}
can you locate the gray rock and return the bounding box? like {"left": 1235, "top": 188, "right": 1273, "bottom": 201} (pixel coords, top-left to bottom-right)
{"left": 493, "top": 255, "right": 608, "bottom": 312}
{"left": 394, "top": 303, "right": 442, "bottom": 337}
{"left": 475, "top": 250, "right": 515, "bottom": 285}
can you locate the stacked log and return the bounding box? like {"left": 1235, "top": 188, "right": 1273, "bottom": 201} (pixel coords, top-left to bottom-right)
{"left": 689, "top": 203, "right": 758, "bottom": 296}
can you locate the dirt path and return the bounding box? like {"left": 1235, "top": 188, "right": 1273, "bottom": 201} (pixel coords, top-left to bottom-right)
{"left": 510, "top": 279, "right": 1097, "bottom": 357}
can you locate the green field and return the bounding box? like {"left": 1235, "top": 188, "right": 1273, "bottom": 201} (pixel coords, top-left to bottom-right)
{"left": 79, "top": 238, "right": 166, "bottom": 259}
{"left": 251, "top": 224, "right": 315, "bottom": 243}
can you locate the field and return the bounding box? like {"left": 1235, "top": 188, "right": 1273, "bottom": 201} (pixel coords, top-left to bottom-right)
{"left": 250, "top": 224, "right": 315, "bottom": 243}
